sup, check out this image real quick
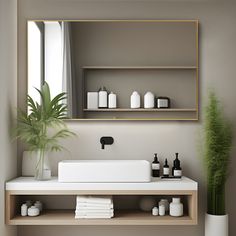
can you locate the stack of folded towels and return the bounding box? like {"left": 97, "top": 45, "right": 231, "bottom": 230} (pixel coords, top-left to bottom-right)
{"left": 75, "top": 195, "right": 114, "bottom": 219}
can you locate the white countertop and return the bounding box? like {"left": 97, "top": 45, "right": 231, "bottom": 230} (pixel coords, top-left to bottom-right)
{"left": 6, "top": 176, "right": 197, "bottom": 191}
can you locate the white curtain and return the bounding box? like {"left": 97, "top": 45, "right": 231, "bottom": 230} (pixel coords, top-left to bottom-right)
{"left": 61, "top": 22, "right": 74, "bottom": 117}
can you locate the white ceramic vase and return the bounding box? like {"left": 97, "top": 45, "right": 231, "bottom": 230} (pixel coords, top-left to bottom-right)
{"left": 130, "top": 91, "right": 141, "bottom": 108}
{"left": 169, "top": 197, "right": 183, "bottom": 217}
{"left": 205, "top": 213, "right": 228, "bottom": 236}
{"left": 144, "top": 91, "right": 155, "bottom": 108}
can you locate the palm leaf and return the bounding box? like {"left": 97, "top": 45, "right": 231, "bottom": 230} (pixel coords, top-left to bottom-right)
{"left": 15, "top": 82, "right": 76, "bottom": 152}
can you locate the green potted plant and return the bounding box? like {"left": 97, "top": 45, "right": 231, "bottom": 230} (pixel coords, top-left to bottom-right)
{"left": 15, "top": 82, "right": 75, "bottom": 180}
{"left": 203, "top": 91, "right": 233, "bottom": 236}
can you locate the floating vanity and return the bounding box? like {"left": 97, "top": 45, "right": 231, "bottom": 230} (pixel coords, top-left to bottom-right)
{"left": 5, "top": 177, "right": 198, "bottom": 225}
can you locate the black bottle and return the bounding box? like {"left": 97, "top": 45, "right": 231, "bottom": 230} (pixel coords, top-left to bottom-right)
{"left": 152, "top": 153, "right": 160, "bottom": 177}
{"left": 172, "top": 153, "right": 182, "bottom": 177}
{"left": 163, "top": 159, "right": 170, "bottom": 177}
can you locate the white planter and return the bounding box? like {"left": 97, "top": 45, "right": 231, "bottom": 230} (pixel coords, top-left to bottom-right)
{"left": 205, "top": 213, "right": 228, "bottom": 236}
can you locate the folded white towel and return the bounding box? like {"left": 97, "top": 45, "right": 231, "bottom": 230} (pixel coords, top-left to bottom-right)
{"left": 75, "top": 215, "right": 113, "bottom": 219}
{"left": 76, "top": 195, "right": 113, "bottom": 205}
{"left": 75, "top": 209, "right": 114, "bottom": 214}
{"left": 76, "top": 203, "right": 113, "bottom": 210}
{"left": 75, "top": 214, "right": 113, "bottom": 219}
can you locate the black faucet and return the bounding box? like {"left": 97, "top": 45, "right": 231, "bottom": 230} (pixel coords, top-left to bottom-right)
{"left": 100, "top": 136, "right": 114, "bottom": 149}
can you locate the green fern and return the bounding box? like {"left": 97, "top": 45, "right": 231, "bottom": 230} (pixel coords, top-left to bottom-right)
{"left": 15, "top": 82, "right": 75, "bottom": 152}
{"left": 203, "top": 91, "right": 233, "bottom": 215}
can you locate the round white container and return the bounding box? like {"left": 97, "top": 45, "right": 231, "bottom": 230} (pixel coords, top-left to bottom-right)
{"left": 21, "top": 204, "right": 28, "bottom": 216}
{"left": 159, "top": 199, "right": 169, "bottom": 212}
{"left": 205, "top": 213, "right": 228, "bottom": 236}
{"left": 108, "top": 92, "right": 117, "bottom": 108}
{"left": 144, "top": 91, "right": 155, "bottom": 108}
{"left": 159, "top": 204, "right": 165, "bottom": 216}
{"left": 130, "top": 91, "right": 141, "bottom": 108}
{"left": 169, "top": 197, "right": 183, "bottom": 217}
{"left": 152, "top": 207, "right": 159, "bottom": 216}
{"left": 28, "top": 206, "right": 40, "bottom": 217}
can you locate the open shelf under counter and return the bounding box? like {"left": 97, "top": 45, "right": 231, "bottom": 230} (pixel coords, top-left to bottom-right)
{"left": 5, "top": 177, "right": 198, "bottom": 225}
{"left": 9, "top": 210, "right": 193, "bottom": 226}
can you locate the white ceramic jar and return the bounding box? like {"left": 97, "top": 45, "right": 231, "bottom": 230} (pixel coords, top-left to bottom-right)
{"left": 98, "top": 87, "right": 108, "bottom": 108}
{"left": 21, "top": 204, "right": 28, "bottom": 216}
{"left": 28, "top": 206, "right": 40, "bottom": 217}
{"left": 169, "top": 198, "right": 183, "bottom": 217}
{"left": 159, "top": 199, "right": 169, "bottom": 212}
{"left": 130, "top": 91, "right": 141, "bottom": 108}
{"left": 108, "top": 92, "right": 117, "bottom": 108}
{"left": 144, "top": 91, "right": 155, "bottom": 108}
{"left": 152, "top": 207, "right": 159, "bottom": 216}
{"left": 159, "top": 204, "right": 165, "bottom": 216}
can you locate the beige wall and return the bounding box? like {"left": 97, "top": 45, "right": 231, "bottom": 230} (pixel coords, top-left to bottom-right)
{"left": 0, "top": 0, "right": 18, "bottom": 236}
{"left": 18, "top": 0, "right": 236, "bottom": 236}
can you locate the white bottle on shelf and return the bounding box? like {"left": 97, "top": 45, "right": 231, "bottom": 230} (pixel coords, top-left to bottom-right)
{"left": 130, "top": 91, "right": 141, "bottom": 108}
{"left": 159, "top": 199, "right": 169, "bottom": 212}
{"left": 21, "top": 204, "right": 28, "bottom": 216}
{"left": 169, "top": 198, "right": 183, "bottom": 217}
{"left": 108, "top": 92, "right": 117, "bottom": 108}
{"left": 144, "top": 91, "right": 155, "bottom": 108}
{"left": 98, "top": 87, "right": 108, "bottom": 108}
{"left": 152, "top": 207, "right": 159, "bottom": 216}
{"left": 159, "top": 204, "right": 165, "bottom": 216}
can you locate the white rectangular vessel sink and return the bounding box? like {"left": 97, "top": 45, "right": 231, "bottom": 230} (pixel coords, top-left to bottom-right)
{"left": 58, "top": 160, "right": 151, "bottom": 183}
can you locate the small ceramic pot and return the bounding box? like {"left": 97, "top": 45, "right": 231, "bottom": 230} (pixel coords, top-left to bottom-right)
{"left": 28, "top": 206, "right": 40, "bottom": 217}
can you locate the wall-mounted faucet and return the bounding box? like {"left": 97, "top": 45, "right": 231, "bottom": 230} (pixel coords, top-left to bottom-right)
{"left": 100, "top": 136, "right": 114, "bottom": 149}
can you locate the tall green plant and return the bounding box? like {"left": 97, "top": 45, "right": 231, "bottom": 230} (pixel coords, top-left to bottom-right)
{"left": 204, "top": 91, "right": 232, "bottom": 215}
{"left": 15, "top": 82, "right": 74, "bottom": 152}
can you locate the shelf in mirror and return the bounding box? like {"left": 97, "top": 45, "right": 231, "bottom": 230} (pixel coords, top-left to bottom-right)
{"left": 83, "top": 108, "right": 197, "bottom": 112}
{"left": 82, "top": 66, "right": 197, "bottom": 70}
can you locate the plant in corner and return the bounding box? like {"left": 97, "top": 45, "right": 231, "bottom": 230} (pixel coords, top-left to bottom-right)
{"left": 203, "top": 91, "right": 233, "bottom": 236}
{"left": 15, "top": 82, "right": 75, "bottom": 181}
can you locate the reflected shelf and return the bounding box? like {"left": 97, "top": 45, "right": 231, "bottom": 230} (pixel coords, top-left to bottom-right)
{"left": 83, "top": 108, "right": 197, "bottom": 112}
{"left": 82, "top": 66, "right": 197, "bottom": 70}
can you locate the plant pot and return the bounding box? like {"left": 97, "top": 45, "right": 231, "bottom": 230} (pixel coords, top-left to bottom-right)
{"left": 35, "top": 150, "right": 51, "bottom": 181}
{"left": 205, "top": 213, "right": 228, "bottom": 236}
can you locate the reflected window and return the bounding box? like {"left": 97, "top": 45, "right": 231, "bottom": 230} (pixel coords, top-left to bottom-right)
{"left": 44, "top": 22, "right": 63, "bottom": 99}
{"left": 28, "top": 21, "right": 42, "bottom": 106}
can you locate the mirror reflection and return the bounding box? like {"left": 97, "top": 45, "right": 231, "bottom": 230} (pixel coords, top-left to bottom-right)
{"left": 28, "top": 21, "right": 76, "bottom": 118}
{"left": 27, "top": 20, "right": 198, "bottom": 120}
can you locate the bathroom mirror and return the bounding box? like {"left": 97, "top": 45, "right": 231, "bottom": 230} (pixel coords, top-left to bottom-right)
{"left": 27, "top": 20, "right": 198, "bottom": 120}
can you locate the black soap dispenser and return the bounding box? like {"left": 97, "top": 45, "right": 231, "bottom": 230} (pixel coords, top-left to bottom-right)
{"left": 172, "top": 153, "right": 182, "bottom": 178}
{"left": 163, "top": 159, "right": 170, "bottom": 177}
{"left": 152, "top": 153, "right": 160, "bottom": 177}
